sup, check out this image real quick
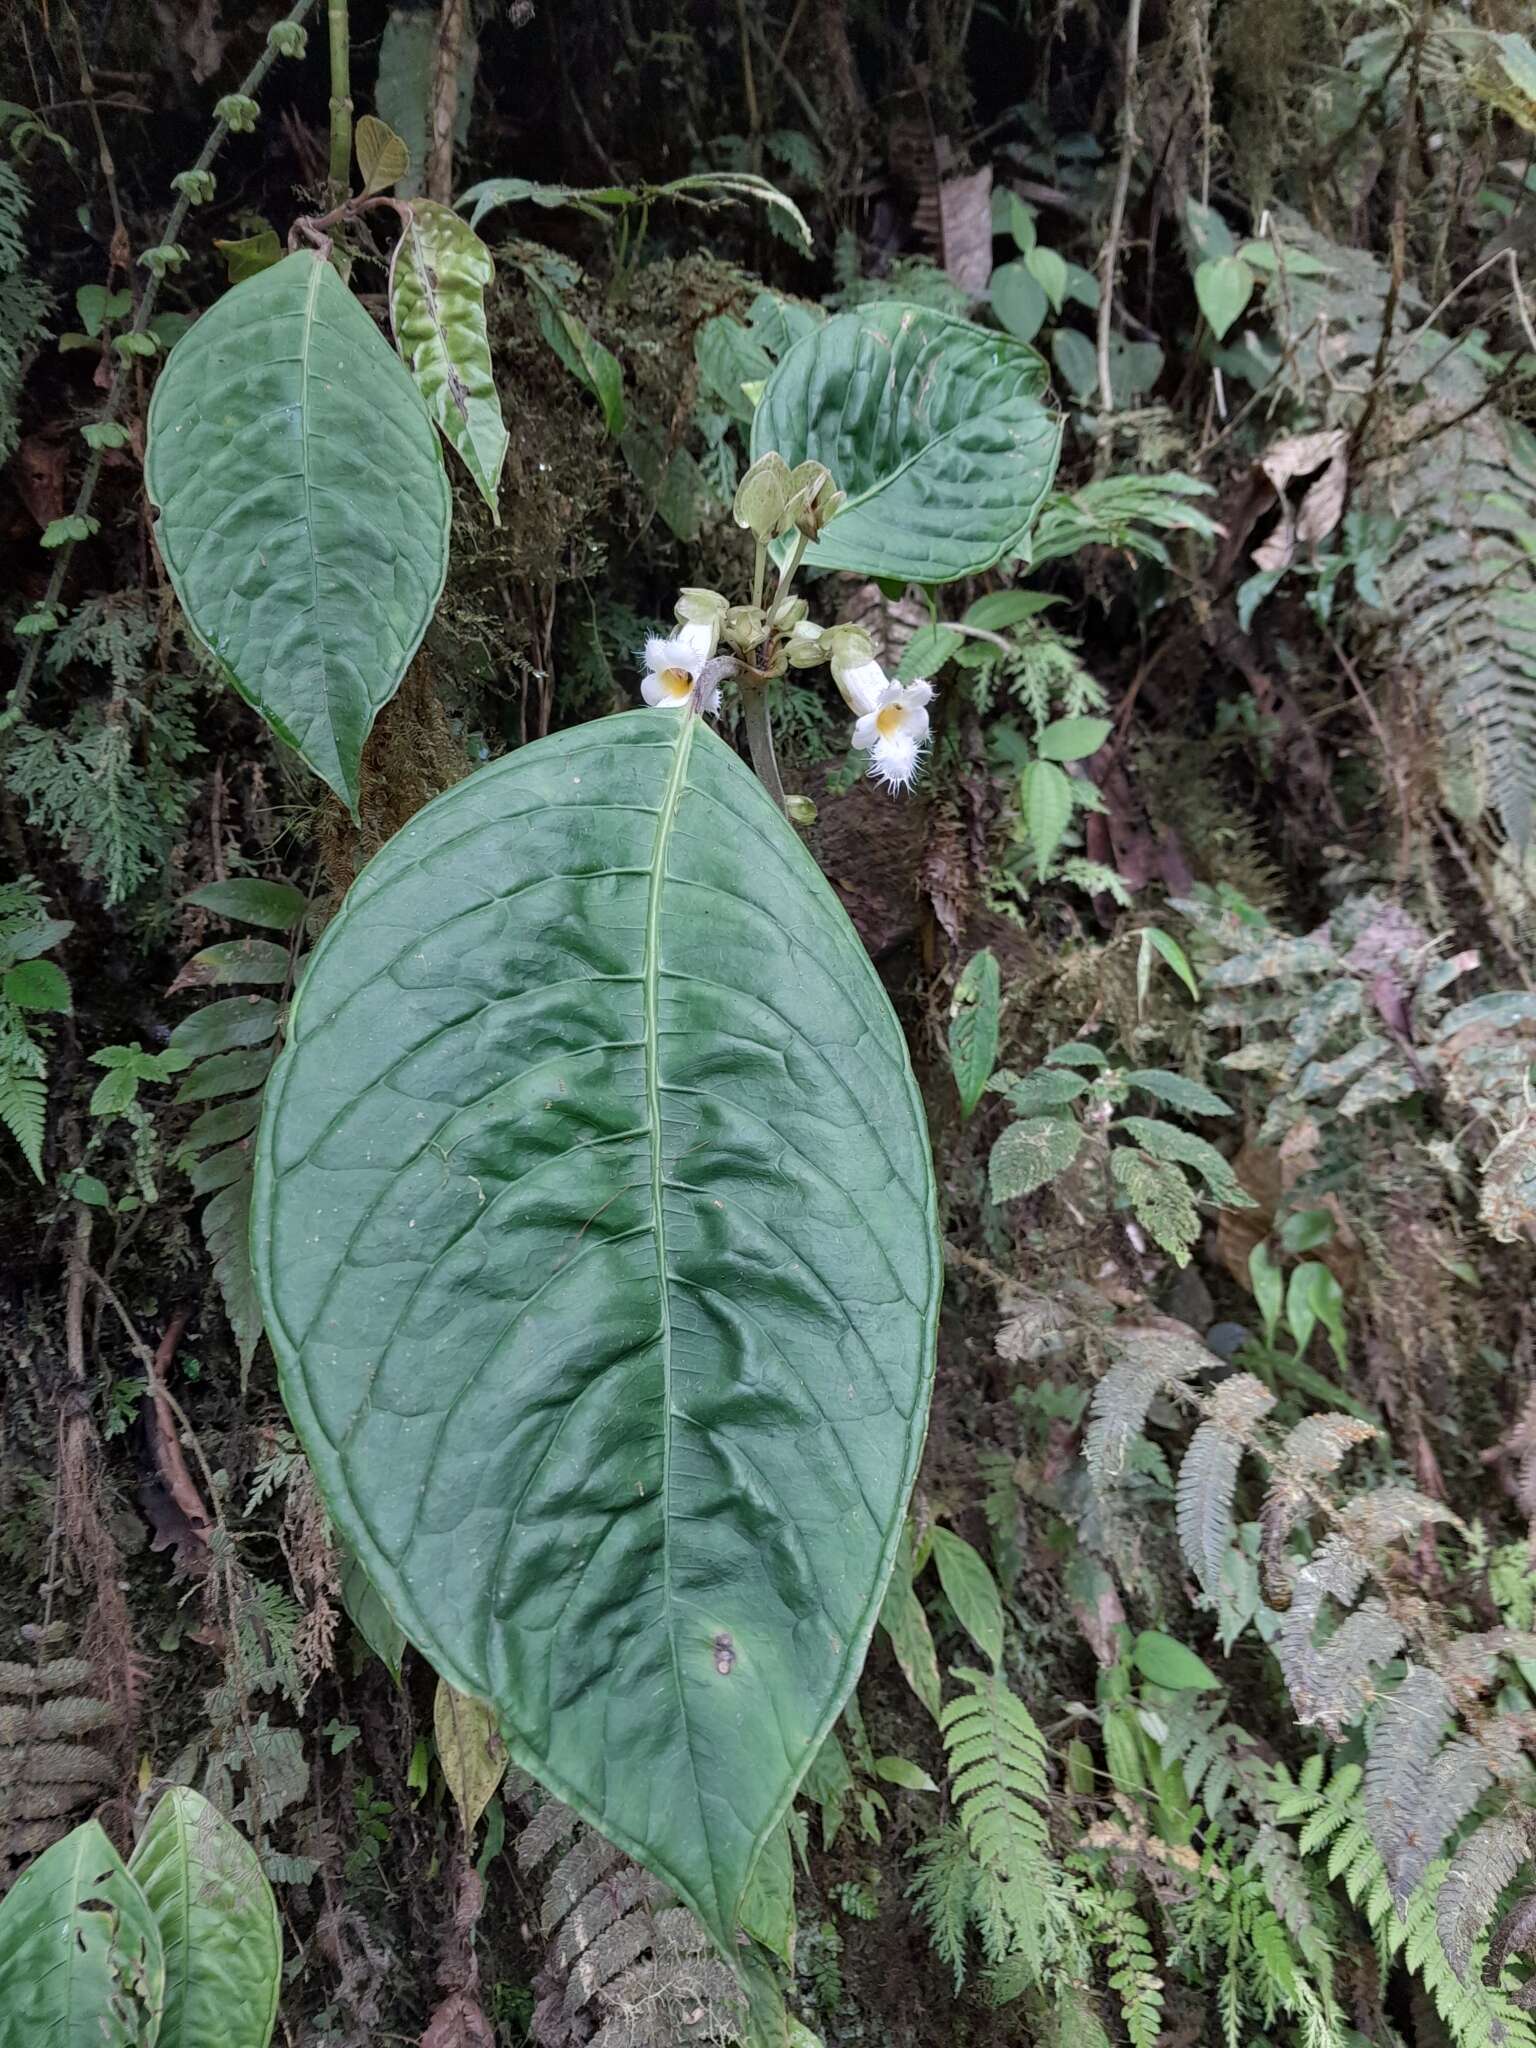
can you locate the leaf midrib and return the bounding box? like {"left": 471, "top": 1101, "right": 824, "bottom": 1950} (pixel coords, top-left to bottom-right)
{"left": 642, "top": 711, "right": 717, "bottom": 1917}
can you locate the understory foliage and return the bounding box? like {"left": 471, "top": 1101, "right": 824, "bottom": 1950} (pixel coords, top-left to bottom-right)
{"left": 6, "top": 2, "right": 1536, "bottom": 2045}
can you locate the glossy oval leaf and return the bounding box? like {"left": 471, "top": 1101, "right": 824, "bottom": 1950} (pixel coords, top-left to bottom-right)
{"left": 127, "top": 1787, "right": 281, "bottom": 2048}
{"left": 751, "top": 301, "right": 1063, "bottom": 583}
{"left": 145, "top": 248, "right": 452, "bottom": 816}
{"left": 0, "top": 1819, "right": 165, "bottom": 2047}
{"left": 390, "top": 199, "right": 509, "bottom": 519}
{"left": 252, "top": 709, "right": 941, "bottom": 1953}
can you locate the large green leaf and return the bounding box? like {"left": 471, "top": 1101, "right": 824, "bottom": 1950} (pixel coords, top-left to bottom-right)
{"left": 145, "top": 249, "right": 452, "bottom": 816}
{"left": 0, "top": 1820, "right": 165, "bottom": 2046}
{"left": 251, "top": 709, "right": 940, "bottom": 1954}
{"left": 390, "top": 199, "right": 509, "bottom": 518}
{"left": 750, "top": 301, "right": 1062, "bottom": 584}
{"left": 127, "top": 1787, "right": 281, "bottom": 2048}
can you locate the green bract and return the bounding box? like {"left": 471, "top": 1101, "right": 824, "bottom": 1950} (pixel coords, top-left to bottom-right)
{"left": 252, "top": 710, "right": 941, "bottom": 1954}
{"left": 390, "top": 200, "right": 509, "bottom": 519}
{"left": 750, "top": 301, "right": 1063, "bottom": 584}
{"left": 145, "top": 250, "right": 451, "bottom": 815}
{"left": 128, "top": 1788, "right": 282, "bottom": 2048}
{"left": 0, "top": 1821, "right": 165, "bottom": 2046}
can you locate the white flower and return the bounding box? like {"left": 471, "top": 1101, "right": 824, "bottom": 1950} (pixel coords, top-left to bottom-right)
{"left": 640, "top": 620, "right": 721, "bottom": 714}
{"left": 851, "top": 679, "right": 934, "bottom": 792}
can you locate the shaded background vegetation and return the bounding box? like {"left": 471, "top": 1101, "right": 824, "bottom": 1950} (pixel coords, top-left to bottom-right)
{"left": 5, "top": 1, "right": 1536, "bottom": 2043}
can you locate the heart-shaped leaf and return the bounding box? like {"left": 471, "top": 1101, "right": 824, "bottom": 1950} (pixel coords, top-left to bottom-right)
{"left": 252, "top": 709, "right": 941, "bottom": 1955}
{"left": 128, "top": 1787, "right": 282, "bottom": 2048}
{"left": 145, "top": 249, "right": 451, "bottom": 816}
{"left": 391, "top": 200, "right": 509, "bottom": 518}
{"left": 1194, "top": 255, "right": 1255, "bottom": 341}
{"left": 0, "top": 1820, "right": 165, "bottom": 2044}
{"left": 356, "top": 113, "right": 410, "bottom": 195}
{"left": 751, "top": 302, "right": 1062, "bottom": 583}
{"left": 990, "top": 259, "right": 1048, "bottom": 344}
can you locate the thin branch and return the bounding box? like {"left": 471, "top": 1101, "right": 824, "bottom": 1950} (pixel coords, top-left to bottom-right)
{"left": 1096, "top": 0, "right": 1143, "bottom": 417}
{"left": 426, "top": 0, "right": 466, "bottom": 205}
{"left": 2, "top": 0, "right": 320, "bottom": 735}
{"left": 1349, "top": 0, "right": 1432, "bottom": 464}
{"left": 325, "top": 0, "right": 351, "bottom": 200}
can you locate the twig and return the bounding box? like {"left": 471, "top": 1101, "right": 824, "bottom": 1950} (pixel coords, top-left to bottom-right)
{"left": 2, "top": 0, "right": 320, "bottom": 736}
{"left": 1096, "top": 0, "right": 1143, "bottom": 417}
{"left": 1350, "top": 0, "right": 1432, "bottom": 464}
{"left": 426, "top": 0, "right": 466, "bottom": 206}
{"left": 325, "top": 0, "right": 351, "bottom": 201}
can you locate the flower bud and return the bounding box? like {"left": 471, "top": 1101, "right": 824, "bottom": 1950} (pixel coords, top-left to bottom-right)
{"left": 733, "top": 452, "right": 792, "bottom": 542}
{"left": 768, "top": 595, "right": 808, "bottom": 633}
{"left": 785, "top": 794, "right": 817, "bottom": 826}
{"left": 721, "top": 605, "right": 768, "bottom": 654}
{"left": 784, "top": 620, "right": 829, "bottom": 669}
{"left": 784, "top": 461, "right": 844, "bottom": 539}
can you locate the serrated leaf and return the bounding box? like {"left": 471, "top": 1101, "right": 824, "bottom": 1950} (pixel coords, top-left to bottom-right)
{"left": 3, "top": 959, "right": 70, "bottom": 1013}
{"left": 391, "top": 200, "right": 508, "bottom": 518}
{"left": 434, "top": 1680, "right": 508, "bottom": 1843}
{"left": 128, "top": 1786, "right": 281, "bottom": 2048}
{"left": 1004, "top": 1068, "right": 1089, "bottom": 1113}
{"left": 185, "top": 879, "right": 306, "bottom": 931}
{"left": 948, "top": 949, "right": 1000, "bottom": 1119}
{"left": 145, "top": 249, "right": 451, "bottom": 815}
{"left": 1131, "top": 1630, "right": 1219, "bottom": 1692}
{"left": 1113, "top": 1116, "right": 1252, "bottom": 1207}
{"left": 1194, "top": 256, "right": 1255, "bottom": 341}
{"left": 1123, "top": 1068, "right": 1230, "bottom": 1117}
{"left": 897, "top": 624, "right": 966, "bottom": 681}
{"left": 251, "top": 709, "right": 940, "bottom": 1954}
{"left": 203, "top": 1165, "right": 263, "bottom": 1370}
{"left": 989, "top": 1115, "right": 1083, "bottom": 1201}
{"left": 1036, "top": 715, "right": 1111, "bottom": 763}
{"left": 0, "top": 1819, "right": 165, "bottom": 2045}
{"left": 752, "top": 302, "right": 1062, "bottom": 583}
{"left": 930, "top": 1527, "right": 1004, "bottom": 1669}
{"left": 175, "top": 1048, "right": 271, "bottom": 1102}
{"left": 355, "top": 112, "right": 410, "bottom": 195}
{"left": 1019, "top": 757, "right": 1074, "bottom": 876}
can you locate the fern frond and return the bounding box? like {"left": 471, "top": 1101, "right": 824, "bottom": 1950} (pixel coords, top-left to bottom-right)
{"left": 1085, "top": 1323, "right": 1210, "bottom": 1490}
{"left": 1111, "top": 1146, "right": 1200, "bottom": 1264}
{"left": 1367, "top": 1669, "right": 1491, "bottom": 1907}
{"left": 1176, "top": 1373, "right": 1274, "bottom": 1600}
{"left": 1439, "top": 1816, "right": 1529, "bottom": 1983}
{"left": 940, "top": 1666, "right": 1072, "bottom": 1979}
{"left": 909, "top": 1819, "right": 977, "bottom": 1989}
{"left": 1276, "top": 1531, "right": 1406, "bottom": 1734}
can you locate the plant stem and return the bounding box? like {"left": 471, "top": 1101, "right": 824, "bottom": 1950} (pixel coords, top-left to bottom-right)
{"left": 1096, "top": 0, "right": 1143, "bottom": 418}
{"left": 739, "top": 683, "right": 788, "bottom": 815}
{"left": 2, "top": 0, "right": 320, "bottom": 737}
{"left": 426, "top": 0, "right": 467, "bottom": 204}
{"left": 326, "top": 0, "right": 352, "bottom": 200}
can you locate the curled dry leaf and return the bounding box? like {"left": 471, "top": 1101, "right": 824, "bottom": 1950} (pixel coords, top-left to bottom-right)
{"left": 1252, "top": 428, "right": 1348, "bottom": 572}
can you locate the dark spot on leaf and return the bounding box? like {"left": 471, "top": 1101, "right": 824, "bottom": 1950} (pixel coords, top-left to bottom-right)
{"left": 713, "top": 1632, "right": 735, "bottom": 1675}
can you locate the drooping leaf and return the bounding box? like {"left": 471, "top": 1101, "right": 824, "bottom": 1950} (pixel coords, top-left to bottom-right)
{"left": 1131, "top": 1629, "right": 1219, "bottom": 1692}
{"left": 251, "top": 709, "right": 941, "bottom": 1954}
{"left": 0, "top": 1819, "right": 165, "bottom": 2045}
{"left": 339, "top": 1543, "right": 408, "bottom": 1681}
{"left": 930, "top": 1527, "right": 1004, "bottom": 1669}
{"left": 145, "top": 249, "right": 451, "bottom": 815}
{"left": 434, "top": 1680, "right": 508, "bottom": 1842}
{"left": 519, "top": 262, "right": 625, "bottom": 436}
{"left": 738, "top": 1819, "right": 796, "bottom": 1966}
{"left": 878, "top": 1532, "right": 943, "bottom": 1722}
{"left": 1019, "top": 758, "right": 1074, "bottom": 877}
{"left": 390, "top": 200, "right": 508, "bottom": 518}
{"left": 948, "top": 949, "right": 1001, "bottom": 1119}
{"left": 127, "top": 1786, "right": 282, "bottom": 2048}
{"left": 751, "top": 302, "right": 1063, "bottom": 583}
{"left": 1194, "top": 255, "right": 1255, "bottom": 341}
